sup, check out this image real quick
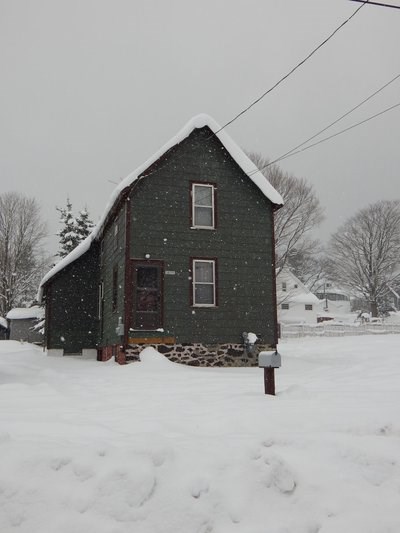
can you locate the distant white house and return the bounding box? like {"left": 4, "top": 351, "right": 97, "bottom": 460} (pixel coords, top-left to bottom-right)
{"left": 6, "top": 306, "right": 44, "bottom": 343}
{"left": 314, "top": 282, "right": 351, "bottom": 315}
{"left": 276, "top": 269, "right": 319, "bottom": 324}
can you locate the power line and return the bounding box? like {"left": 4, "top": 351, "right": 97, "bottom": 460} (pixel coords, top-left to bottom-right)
{"left": 255, "top": 72, "right": 400, "bottom": 170}
{"left": 349, "top": 1, "right": 400, "bottom": 9}
{"left": 213, "top": 1, "right": 369, "bottom": 135}
{"left": 253, "top": 101, "right": 400, "bottom": 169}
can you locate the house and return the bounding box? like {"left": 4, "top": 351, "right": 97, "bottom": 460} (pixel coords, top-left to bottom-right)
{"left": 277, "top": 269, "right": 319, "bottom": 325}
{"left": 6, "top": 306, "right": 44, "bottom": 343}
{"left": 38, "top": 114, "right": 283, "bottom": 366}
{"left": 314, "top": 282, "right": 351, "bottom": 315}
{"left": 0, "top": 317, "right": 8, "bottom": 340}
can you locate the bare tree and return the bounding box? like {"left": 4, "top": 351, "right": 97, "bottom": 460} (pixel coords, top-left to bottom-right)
{"left": 328, "top": 200, "right": 400, "bottom": 317}
{"left": 0, "top": 192, "right": 48, "bottom": 316}
{"left": 286, "top": 242, "right": 328, "bottom": 291}
{"left": 248, "top": 153, "right": 324, "bottom": 275}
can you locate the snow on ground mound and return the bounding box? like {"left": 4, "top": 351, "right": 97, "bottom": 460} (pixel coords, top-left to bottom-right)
{"left": 0, "top": 340, "right": 42, "bottom": 354}
{"left": 0, "top": 336, "right": 400, "bottom": 532}
{"left": 138, "top": 346, "right": 173, "bottom": 367}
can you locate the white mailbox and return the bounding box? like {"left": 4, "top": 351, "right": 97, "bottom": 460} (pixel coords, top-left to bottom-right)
{"left": 258, "top": 350, "right": 281, "bottom": 368}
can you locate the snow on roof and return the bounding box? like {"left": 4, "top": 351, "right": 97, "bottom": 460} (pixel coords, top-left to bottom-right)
{"left": 6, "top": 306, "right": 45, "bottom": 320}
{"left": 314, "top": 283, "right": 349, "bottom": 297}
{"left": 0, "top": 317, "right": 8, "bottom": 329}
{"left": 290, "top": 293, "right": 319, "bottom": 305}
{"left": 96, "top": 114, "right": 283, "bottom": 232}
{"left": 38, "top": 114, "right": 283, "bottom": 298}
{"left": 277, "top": 268, "right": 313, "bottom": 295}
{"left": 38, "top": 236, "right": 92, "bottom": 300}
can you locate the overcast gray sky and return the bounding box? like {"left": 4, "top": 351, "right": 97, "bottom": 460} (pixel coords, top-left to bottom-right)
{"left": 1, "top": 0, "right": 399, "bottom": 255}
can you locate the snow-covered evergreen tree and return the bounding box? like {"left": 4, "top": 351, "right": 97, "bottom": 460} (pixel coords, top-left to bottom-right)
{"left": 56, "top": 200, "right": 95, "bottom": 258}
{"left": 56, "top": 199, "right": 80, "bottom": 258}
{"left": 76, "top": 208, "right": 94, "bottom": 241}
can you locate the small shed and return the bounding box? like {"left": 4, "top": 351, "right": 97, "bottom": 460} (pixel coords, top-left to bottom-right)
{"left": 6, "top": 306, "right": 45, "bottom": 344}
{"left": 0, "top": 317, "right": 8, "bottom": 340}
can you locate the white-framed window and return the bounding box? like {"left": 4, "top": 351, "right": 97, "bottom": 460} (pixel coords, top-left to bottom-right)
{"left": 192, "top": 259, "right": 216, "bottom": 306}
{"left": 281, "top": 303, "right": 289, "bottom": 310}
{"left": 282, "top": 282, "right": 287, "bottom": 292}
{"left": 192, "top": 183, "right": 215, "bottom": 229}
{"left": 305, "top": 304, "right": 313, "bottom": 311}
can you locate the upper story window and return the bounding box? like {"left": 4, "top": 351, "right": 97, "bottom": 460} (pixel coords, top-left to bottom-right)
{"left": 281, "top": 282, "right": 287, "bottom": 292}
{"left": 281, "top": 303, "right": 289, "bottom": 310}
{"left": 192, "top": 259, "right": 216, "bottom": 307}
{"left": 305, "top": 304, "right": 313, "bottom": 311}
{"left": 192, "top": 183, "right": 215, "bottom": 229}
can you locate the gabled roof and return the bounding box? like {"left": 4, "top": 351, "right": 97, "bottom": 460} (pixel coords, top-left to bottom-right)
{"left": 39, "top": 113, "right": 283, "bottom": 297}
{"left": 6, "top": 306, "right": 45, "bottom": 320}
{"left": 277, "top": 268, "right": 319, "bottom": 304}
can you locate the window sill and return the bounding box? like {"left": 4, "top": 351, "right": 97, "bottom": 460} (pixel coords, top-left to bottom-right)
{"left": 190, "top": 226, "right": 215, "bottom": 230}
{"left": 192, "top": 304, "right": 217, "bottom": 308}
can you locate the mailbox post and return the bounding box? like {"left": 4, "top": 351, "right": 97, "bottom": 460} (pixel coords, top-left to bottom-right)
{"left": 258, "top": 350, "right": 281, "bottom": 395}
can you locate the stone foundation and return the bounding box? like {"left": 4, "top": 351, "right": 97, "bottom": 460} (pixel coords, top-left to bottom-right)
{"left": 125, "top": 342, "right": 274, "bottom": 367}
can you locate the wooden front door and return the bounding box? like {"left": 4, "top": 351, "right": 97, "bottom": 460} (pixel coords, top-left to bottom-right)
{"left": 131, "top": 262, "right": 163, "bottom": 330}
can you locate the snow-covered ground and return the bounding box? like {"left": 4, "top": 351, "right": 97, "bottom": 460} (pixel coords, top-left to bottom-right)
{"left": 1, "top": 337, "right": 399, "bottom": 533}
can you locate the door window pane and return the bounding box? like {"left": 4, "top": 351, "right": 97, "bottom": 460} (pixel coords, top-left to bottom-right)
{"left": 137, "top": 289, "right": 159, "bottom": 311}
{"left": 137, "top": 267, "right": 158, "bottom": 289}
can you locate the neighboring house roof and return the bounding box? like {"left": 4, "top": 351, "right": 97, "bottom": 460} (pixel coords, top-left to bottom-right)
{"left": 38, "top": 113, "right": 283, "bottom": 299}
{"left": 314, "top": 283, "right": 350, "bottom": 298}
{"left": 289, "top": 293, "right": 319, "bottom": 305}
{"left": 6, "top": 306, "right": 45, "bottom": 320}
{"left": 277, "top": 269, "right": 319, "bottom": 304}
{"left": 0, "top": 317, "right": 8, "bottom": 329}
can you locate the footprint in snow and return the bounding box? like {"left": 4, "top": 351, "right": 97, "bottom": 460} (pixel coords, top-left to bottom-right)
{"left": 191, "top": 477, "right": 209, "bottom": 499}
{"left": 262, "top": 455, "right": 297, "bottom": 494}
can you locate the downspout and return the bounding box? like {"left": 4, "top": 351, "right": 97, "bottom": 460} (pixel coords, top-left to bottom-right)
{"left": 270, "top": 204, "right": 282, "bottom": 346}
{"left": 122, "top": 177, "right": 145, "bottom": 349}
{"left": 123, "top": 195, "right": 132, "bottom": 349}
{"left": 44, "top": 283, "right": 51, "bottom": 352}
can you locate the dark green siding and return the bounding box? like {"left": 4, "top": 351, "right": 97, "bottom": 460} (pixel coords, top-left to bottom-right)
{"left": 45, "top": 244, "right": 100, "bottom": 353}
{"left": 99, "top": 204, "right": 126, "bottom": 346}
{"left": 129, "top": 127, "right": 277, "bottom": 345}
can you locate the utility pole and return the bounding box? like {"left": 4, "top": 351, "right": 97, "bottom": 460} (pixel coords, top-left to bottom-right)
{"left": 349, "top": 1, "right": 400, "bottom": 9}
